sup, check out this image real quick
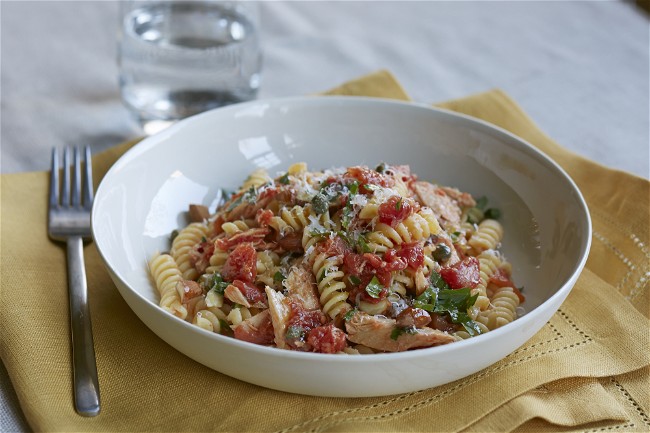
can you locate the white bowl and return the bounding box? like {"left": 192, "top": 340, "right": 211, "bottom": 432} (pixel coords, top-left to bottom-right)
{"left": 92, "top": 96, "right": 591, "bottom": 397}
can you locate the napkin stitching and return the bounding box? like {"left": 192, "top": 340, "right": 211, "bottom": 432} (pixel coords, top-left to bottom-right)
{"left": 592, "top": 207, "right": 650, "bottom": 263}
{"left": 629, "top": 273, "right": 649, "bottom": 302}
{"left": 593, "top": 231, "right": 636, "bottom": 290}
{"left": 591, "top": 207, "right": 649, "bottom": 301}
{"left": 584, "top": 422, "right": 636, "bottom": 432}
{"left": 279, "top": 313, "right": 592, "bottom": 433}
{"left": 609, "top": 377, "right": 650, "bottom": 427}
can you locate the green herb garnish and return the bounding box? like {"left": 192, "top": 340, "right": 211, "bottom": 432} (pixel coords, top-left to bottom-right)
{"left": 227, "top": 186, "right": 256, "bottom": 211}
{"left": 273, "top": 271, "right": 285, "bottom": 283}
{"left": 201, "top": 272, "right": 230, "bottom": 295}
{"left": 365, "top": 275, "right": 383, "bottom": 299}
{"left": 435, "top": 288, "right": 481, "bottom": 336}
{"left": 343, "top": 309, "right": 357, "bottom": 322}
{"left": 484, "top": 208, "right": 501, "bottom": 220}
{"left": 430, "top": 270, "right": 450, "bottom": 291}
{"left": 390, "top": 326, "right": 417, "bottom": 340}
{"left": 349, "top": 275, "right": 362, "bottom": 285}
{"left": 278, "top": 173, "right": 290, "bottom": 185}
{"left": 475, "top": 196, "right": 488, "bottom": 210}
{"left": 357, "top": 234, "right": 371, "bottom": 253}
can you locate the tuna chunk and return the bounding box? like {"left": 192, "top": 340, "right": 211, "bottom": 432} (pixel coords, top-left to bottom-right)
{"left": 439, "top": 186, "right": 476, "bottom": 209}
{"left": 413, "top": 181, "right": 462, "bottom": 229}
{"left": 345, "top": 311, "right": 455, "bottom": 352}
{"left": 284, "top": 266, "right": 321, "bottom": 310}
{"left": 265, "top": 286, "right": 291, "bottom": 349}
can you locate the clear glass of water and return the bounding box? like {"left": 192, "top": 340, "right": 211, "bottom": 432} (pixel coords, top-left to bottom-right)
{"left": 117, "top": 0, "right": 262, "bottom": 134}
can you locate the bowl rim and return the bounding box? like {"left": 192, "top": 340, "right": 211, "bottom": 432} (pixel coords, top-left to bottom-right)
{"left": 92, "top": 95, "right": 592, "bottom": 361}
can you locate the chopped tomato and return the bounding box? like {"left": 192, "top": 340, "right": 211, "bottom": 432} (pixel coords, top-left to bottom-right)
{"left": 255, "top": 209, "right": 274, "bottom": 228}
{"left": 257, "top": 186, "right": 278, "bottom": 201}
{"left": 221, "top": 243, "right": 257, "bottom": 283}
{"left": 378, "top": 196, "right": 418, "bottom": 227}
{"left": 396, "top": 243, "right": 424, "bottom": 270}
{"left": 284, "top": 300, "right": 326, "bottom": 351}
{"left": 343, "top": 252, "right": 368, "bottom": 277}
{"left": 232, "top": 279, "right": 267, "bottom": 306}
{"left": 316, "top": 236, "right": 350, "bottom": 257}
{"left": 346, "top": 166, "right": 395, "bottom": 193}
{"left": 440, "top": 256, "right": 480, "bottom": 289}
{"left": 287, "top": 300, "right": 325, "bottom": 331}
{"left": 307, "top": 324, "right": 347, "bottom": 354}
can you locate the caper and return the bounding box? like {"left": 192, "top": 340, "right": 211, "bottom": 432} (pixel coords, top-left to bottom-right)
{"left": 433, "top": 243, "right": 451, "bottom": 261}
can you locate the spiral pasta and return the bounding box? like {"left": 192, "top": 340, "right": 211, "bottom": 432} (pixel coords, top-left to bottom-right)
{"left": 170, "top": 222, "right": 211, "bottom": 280}
{"left": 239, "top": 168, "right": 273, "bottom": 192}
{"left": 476, "top": 286, "right": 520, "bottom": 330}
{"left": 312, "top": 252, "right": 351, "bottom": 319}
{"left": 468, "top": 219, "right": 504, "bottom": 254}
{"left": 149, "top": 253, "right": 187, "bottom": 319}
{"left": 366, "top": 208, "right": 441, "bottom": 252}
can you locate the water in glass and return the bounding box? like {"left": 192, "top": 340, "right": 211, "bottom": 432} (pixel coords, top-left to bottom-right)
{"left": 118, "top": 1, "right": 261, "bottom": 131}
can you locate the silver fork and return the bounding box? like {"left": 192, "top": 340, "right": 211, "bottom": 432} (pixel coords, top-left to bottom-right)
{"left": 48, "top": 146, "right": 100, "bottom": 417}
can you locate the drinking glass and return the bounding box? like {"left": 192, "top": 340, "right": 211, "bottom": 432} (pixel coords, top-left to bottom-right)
{"left": 117, "top": 0, "right": 262, "bottom": 134}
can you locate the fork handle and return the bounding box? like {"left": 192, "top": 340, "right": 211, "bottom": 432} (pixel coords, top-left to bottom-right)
{"left": 67, "top": 236, "right": 101, "bottom": 417}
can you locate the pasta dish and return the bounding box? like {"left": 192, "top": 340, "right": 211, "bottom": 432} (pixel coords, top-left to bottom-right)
{"left": 149, "top": 163, "right": 524, "bottom": 354}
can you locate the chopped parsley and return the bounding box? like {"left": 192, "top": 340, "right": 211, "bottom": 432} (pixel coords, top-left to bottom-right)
{"left": 390, "top": 326, "right": 417, "bottom": 340}
{"left": 278, "top": 173, "right": 290, "bottom": 185}
{"left": 430, "top": 270, "right": 450, "bottom": 291}
{"left": 475, "top": 196, "right": 488, "bottom": 210}
{"left": 357, "top": 234, "right": 371, "bottom": 253}
{"left": 202, "top": 272, "right": 229, "bottom": 294}
{"left": 341, "top": 181, "right": 360, "bottom": 230}
{"left": 348, "top": 275, "right": 362, "bottom": 286}
{"left": 227, "top": 186, "right": 257, "bottom": 211}
{"left": 484, "top": 208, "right": 501, "bottom": 220}
{"left": 273, "top": 271, "right": 285, "bottom": 283}
{"left": 365, "top": 275, "right": 383, "bottom": 299}
{"left": 412, "top": 274, "right": 482, "bottom": 336}
{"left": 343, "top": 308, "right": 357, "bottom": 321}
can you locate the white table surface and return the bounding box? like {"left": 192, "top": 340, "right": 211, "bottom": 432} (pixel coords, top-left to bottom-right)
{"left": 1, "top": 1, "right": 648, "bottom": 431}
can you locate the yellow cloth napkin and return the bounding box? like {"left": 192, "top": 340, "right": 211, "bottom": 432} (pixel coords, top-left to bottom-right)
{"left": 1, "top": 70, "right": 648, "bottom": 432}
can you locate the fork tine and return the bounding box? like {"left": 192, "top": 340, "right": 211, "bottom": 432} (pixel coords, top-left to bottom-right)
{"left": 62, "top": 147, "right": 71, "bottom": 206}
{"left": 49, "top": 148, "right": 59, "bottom": 207}
{"left": 72, "top": 147, "right": 81, "bottom": 207}
{"left": 83, "top": 146, "right": 93, "bottom": 207}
